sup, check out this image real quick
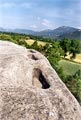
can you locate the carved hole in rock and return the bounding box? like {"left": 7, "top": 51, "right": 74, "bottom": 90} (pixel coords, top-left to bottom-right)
{"left": 32, "top": 55, "right": 38, "bottom": 60}
{"left": 29, "top": 50, "right": 36, "bottom": 53}
{"left": 28, "top": 54, "right": 38, "bottom": 60}
{"left": 33, "top": 68, "right": 50, "bottom": 89}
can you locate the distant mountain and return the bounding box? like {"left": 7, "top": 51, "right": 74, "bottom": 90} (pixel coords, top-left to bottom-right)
{"left": 13, "top": 29, "right": 35, "bottom": 34}
{"left": 34, "top": 26, "right": 78, "bottom": 38}
{"left": 35, "top": 29, "right": 54, "bottom": 37}
{"left": 0, "top": 28, "right": 35, "bottom": 35}
{"left": 58, "top": 29, "right": 81, "bottom": 40}
{"left": 0, "top": 27, "right": 6, "bottom": 32}
{"left": 0, "top": 26, "right": 81, "bottom": 40}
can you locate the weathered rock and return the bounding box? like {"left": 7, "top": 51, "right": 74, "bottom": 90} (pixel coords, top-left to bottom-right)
{"left": 0, "top": 40, "right": 81, "bottom": 120}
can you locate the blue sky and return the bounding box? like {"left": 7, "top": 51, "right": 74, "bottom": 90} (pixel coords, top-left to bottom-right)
{"left": 0, "top": 0, "right": 81, "bottom": 30}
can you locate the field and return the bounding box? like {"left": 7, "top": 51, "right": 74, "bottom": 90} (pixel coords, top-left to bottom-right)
{"left": 59, "top": 59, "right": 81, "bottom": 76}
{"left": 65, "top": 53, "right": 81, "bottom": 63}
{"left": 73, "top": 54, "right": 81, "bottom": 63}
{"left": 25, "top": 39, "right": 46, "bottom": 46}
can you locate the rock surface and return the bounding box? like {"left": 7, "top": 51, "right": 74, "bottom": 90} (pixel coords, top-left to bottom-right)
{"left": 0, "top": 40, "right": 81, "bottom": 120}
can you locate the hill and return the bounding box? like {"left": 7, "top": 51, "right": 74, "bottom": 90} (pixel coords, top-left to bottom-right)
{"left": 35, "top": 26, "right": 78, "bottom": 39}
{"left": 0, "top": 26, "right": 81, "bottom": 40}
{"left": 59, "top": 59, "right": 81, "bottom": 76}
{"left": 58, "top": 30, "right": 81, "bottom": 40}
{"left": 13, "top": 29, "right": 35, "bottom": 34}
{"left": 0, "top": 27, "right": 35, "bottom": 35}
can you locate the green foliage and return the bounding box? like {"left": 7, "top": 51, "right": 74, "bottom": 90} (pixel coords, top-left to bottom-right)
{"left": 60, "top": 38, "right": 81, "bottom": 58}
{"left": 70, "top": 40, "right": 81, "bottom": 58}
{"left": 31, "top": 41, "right": 38, "bottom": 49}
{"left": 65, "top": 70, "right": 81, "bottom": 105}
{"left": 60, "top": 38, "right": 71, "bottom": 56}
{"left": 43, "top": 41, "right": 61, "bottom": 69}
{"left": 76, "top": 79, "right": 81, "bottom": 104}
{"left": 28, "top": 34, "right": 53, "bottom": 42}
{"left": 59, "top": 60, "right": 81, "bottom": 105}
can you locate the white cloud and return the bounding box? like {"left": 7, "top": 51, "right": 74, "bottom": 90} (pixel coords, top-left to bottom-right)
{"left": 41, "top": 19, "right": 52, "bottom": 27}
{"left": 30, "top": 24, "right": 37, "bottom": 29}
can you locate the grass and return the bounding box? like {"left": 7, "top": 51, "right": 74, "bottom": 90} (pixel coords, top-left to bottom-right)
{"left": 25, "top": 39, "right": 46, "bottom": 46}
{"left": 59, "top": 59, "right": 81, "bottom": 76}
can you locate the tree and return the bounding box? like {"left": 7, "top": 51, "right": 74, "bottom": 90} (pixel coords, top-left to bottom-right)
{"left": 60, "top": 38, "right": 71, "bottom": 57}
{"left": 44, "top": 41, "right": 61, "bottom": 70}
{"left": 64, "top": 70, "right": 81, "bottom": 105}
{"left": 31, "top": 41, "right": 39, "bottom": 50}
{"left": 70, "top": 40, "right": 81, "bottom": 58}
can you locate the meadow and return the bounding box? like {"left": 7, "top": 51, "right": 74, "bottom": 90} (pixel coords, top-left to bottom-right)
{"left": 26, "top": 39, "right": 46, "bottom": 46}
{"left": 59, "top": 59, "right": 81, "bottom": 76}
{"left": 65, "top": 53, "right": 81, "bottom": 63}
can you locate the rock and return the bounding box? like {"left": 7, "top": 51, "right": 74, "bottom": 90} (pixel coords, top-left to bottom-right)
{"left": 0, "top": 40, "right": 81, "bottom": 120}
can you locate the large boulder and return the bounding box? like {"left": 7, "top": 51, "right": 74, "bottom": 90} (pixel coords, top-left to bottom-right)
{"left": 0, "top": 40, "right": 81, "bottom": 120}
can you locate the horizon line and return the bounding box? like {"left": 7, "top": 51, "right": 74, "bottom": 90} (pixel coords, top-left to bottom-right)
{"left": 0, "top": 25, "right": 81, "bottom": 32}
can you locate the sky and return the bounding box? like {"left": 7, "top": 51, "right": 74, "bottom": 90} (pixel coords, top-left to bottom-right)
{"left": 0, "top": 0, "right": 81, "bottom": 31}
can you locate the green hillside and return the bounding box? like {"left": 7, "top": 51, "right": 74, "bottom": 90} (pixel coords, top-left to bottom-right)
{"left": 59, "top": 59, "right": 81, "bottom": 76}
